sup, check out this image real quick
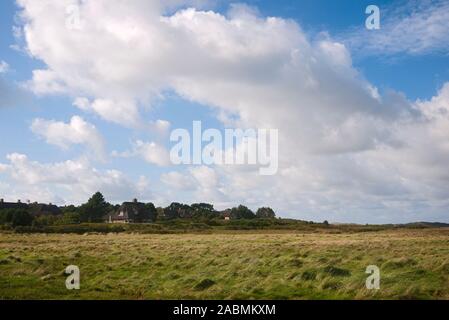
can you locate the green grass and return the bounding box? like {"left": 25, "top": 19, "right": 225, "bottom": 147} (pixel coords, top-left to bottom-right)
{"left": 0, "top": 228, "right": 448, "bottom": 300}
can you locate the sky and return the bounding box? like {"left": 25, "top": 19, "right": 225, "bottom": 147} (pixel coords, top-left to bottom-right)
{"left": 1, "top": 0, "right": 449, "bottom": 224}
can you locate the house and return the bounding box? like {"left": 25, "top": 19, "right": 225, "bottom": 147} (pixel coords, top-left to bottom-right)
{"left": 0, "top": 199, "right": 28, "bottom": 210}
{"left": 108, "top": 199, "right": 155, "bottom": 223}
{"left": 221, "top": 209, "right": 232, "bottom": 221}
{"left": 0, "top": 198, "right": 61, "bottom": 216}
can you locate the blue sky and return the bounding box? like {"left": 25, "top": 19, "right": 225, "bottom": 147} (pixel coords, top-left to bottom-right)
{"left": 1, "top": 0, "right": 449, "bottom": 223}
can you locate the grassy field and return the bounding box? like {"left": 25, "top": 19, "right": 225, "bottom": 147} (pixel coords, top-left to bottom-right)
{"left": 0, "top": 228, "right": 448, "bottom": 300}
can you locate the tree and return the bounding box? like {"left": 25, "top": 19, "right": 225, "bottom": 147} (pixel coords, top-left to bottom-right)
{"left": 0, "top": 209, "right": 34, "bottom": 227}
{"left": 60, "top": 212, "right": 81, "bottom": 225}
{"left": 164, "top": 203, "right": 193, "bottom": 219}
{"left": 0, "top": 209, "right": 15, "bottom": 225}
{"left": 256, "top": 207, "right": 276, "bottom": 219}
{"left": 164, "top": 202, "right": 181, "bottom": 219}
{"left": 230, "top": 205, "right": 256, "bottom": 219}
{"left": 33, "top": 215, "right": 59, "bottom": 227}
{"left": 11, "top": 210, "right": 34, "bottom": 227}
{"left": 79, "top": 192, "right": 109, "bottom": 222}
{"left": 61, "top": 205, "right": 79, "bottom": 214}
{"left": 323, "top": 220, "right": 330, "bottom": 226}
{"left": 191, "top": 203, "right": 217, "bottom": 219}
{"left": 143, "top": 203, "right": 157, "bottom": 222}
{"left": 156, "top": 207, "right": 165, "bottom": 220}
{"left": 191, "top": 203, "right": 214, "bottom": 212}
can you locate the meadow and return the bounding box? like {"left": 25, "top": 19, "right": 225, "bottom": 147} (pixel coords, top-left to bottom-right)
{"left": 0, "top": 228, "right": 448, "bottom": 300}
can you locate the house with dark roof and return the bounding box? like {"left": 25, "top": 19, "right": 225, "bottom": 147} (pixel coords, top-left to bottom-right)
{"left": 221, "top": 209, "right": 232, "bottom": 221}
{"left": 0, "top": 199, "right": 28, "bottom": 210}
{"left": 107, "top": 199, "right": 155, "bottom": 223}
{"left": 0, "top": 199, "right": 61, "bottom": 216}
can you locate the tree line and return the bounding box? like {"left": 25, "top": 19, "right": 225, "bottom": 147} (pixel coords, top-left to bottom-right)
{"left": 0, "top": 192, "right": 276, "bottom": 228}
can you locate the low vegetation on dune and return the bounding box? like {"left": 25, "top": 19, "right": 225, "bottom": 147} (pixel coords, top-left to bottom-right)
{"left": 0, "top": 228, "right": 448, "bottom": 300}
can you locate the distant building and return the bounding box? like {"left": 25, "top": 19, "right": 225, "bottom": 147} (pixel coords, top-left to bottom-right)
{"left": 221, "top": 209, "right": 232, "bottom": 221}
{"left": 0, "top": 199, "right": 28, "bottom": 210}
{"left": 0, "top": 198, "right": 61, "bottom": 216}
{"left": 108, "top": 199, "right": 154, "bottom": 223}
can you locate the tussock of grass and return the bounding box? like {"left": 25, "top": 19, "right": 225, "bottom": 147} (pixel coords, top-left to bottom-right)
{"left": 436, "top": 261, "right": 449, "bottom": 273}
{"left": 323, "top": 266, "right": 351, "bottom": 277}
{"left": 321, "top": 280, "right": 343, "bottom": 290}
{"left": 194, "top": 279, "right": 216, "bottom": 291}
{"left": 383, "top": 257, "right": 417, "bottom": 269}
{"left": 301, "top": 270, "right": 317, "bottom": 281}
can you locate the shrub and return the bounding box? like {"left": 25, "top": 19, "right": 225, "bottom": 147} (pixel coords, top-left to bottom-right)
{"left": 0, "top": 209, "right": 15, "bottom": 225}
{"left": 58, "top": 212, "right": 81, "bottom": 225}
{"left": 230, "top": 205, "right": 256, "bottom": 219}
{"left": 33, "top": 215, "right": 60, "bottom": 227}
{"left": 11, "top": 210, "right": 34, "bottom": 227}
{"left": 256, "top": 207, "right": 276, "bottom": 219}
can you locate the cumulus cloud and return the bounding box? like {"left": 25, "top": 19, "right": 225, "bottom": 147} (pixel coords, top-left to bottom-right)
{"left": 73, "top": 97, "right": 141, "bottom": 128}
{"left": 186, "top": 84, "right": 449, "bottom": 222}
{"left": 160, "top": 166, "right": 227, "bottom": 205}
{"left": 0, "top": 153, "right": 150, "bottom": 204}
{"left": 113, "top": 140, "right": 171, "bottom": 167}
{"left": 16, "top": 0, "right": 396, "bottom": 152}
{"left": 13, "top": 0, "right": 449, "bottom": 222}
{"left": 151, "top": 119, "right": 171, "bottom": 136}
{"left": 30, "top": 116, "right": 106, "bottom": 160}
{"left": 135, "top": 141, "right": 171, "bottom": 166}
{"left": 161, "top": 171, "right": 194, "bottom": 190}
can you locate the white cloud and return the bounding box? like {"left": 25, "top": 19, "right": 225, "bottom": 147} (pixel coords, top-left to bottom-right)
{"left": 136, "top": 141, "right": 171, "bottom": 166}
{"left": 341, "top": 0, "right": 449, "bottom": 56}
{"left": 0, "top": 153, "right": 150, "bottom": 204}
{"left": 27, "top": 69, "right": 67, "bottom": 94}
{"left": 0, "top": 60, "right": 9, "bottom": 73}
{"left": 113, "top": 140, "right": 171, "bottom": 167}
{"left": 151, "top": 119, "right": 171, "bottom": 135}
{"left": 73, "top": 98, "right": 141, "bottom": 128}
{"left": 13, "top": 0, "right": 449, "bottom": 222}
{"left": 161, "top": 171, "right": 194, "bottom": 190}
{"left": 189, "top": 165, "right": 218, "bottom": 189}
{"left": 31, "top": 116, "right": 106, "bottom": 160}
{"left": 0, "top": 163, "right": 8, "bottom": 172}
{"left": 159, "top": 166, "right": 227, "bottom": 205}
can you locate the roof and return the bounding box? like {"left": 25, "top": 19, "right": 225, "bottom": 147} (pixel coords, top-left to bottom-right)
{"left": 0, "top": 202, "right": 28, "bottom": 210}
{"left": 0, "top": 201, "right": 61, "bottom": 216}
{"left": 110, "top": 201, "right": 149, "bottom": 221}
{"left": 221, "top": 209, "right": 232, "bottom": 218}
